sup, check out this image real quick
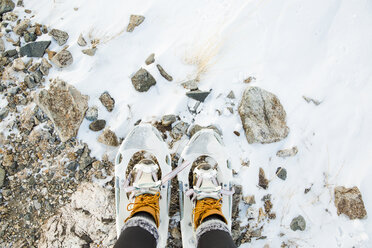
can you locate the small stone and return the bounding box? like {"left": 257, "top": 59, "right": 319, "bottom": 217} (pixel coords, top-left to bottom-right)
{"left": 85, "top": 106, "right": 98, "bottom": 121}
{"left": 156, "top": 64, "right": 173, "bottom": 81}
{"left": 12, "top": 58, "right": 25, "bottom": 71}
{"left": 92, "top": 161, "right": 102, "bottom": 170}
{"left": 0, "top": 107, "right": 9, "bottom": 121}
{"left": 244, "top": 76, "right": 256, "bottom": 84}
{"left": 49, "top": 29, "right": 69, "bottom": 46}
{"left": 98, "top": 129, "right": 119, "bottom": 147}
{"left": 40, "top": 58, "right": 52, "bottom": 75}
{"left": 276, "top": 146, "right": 298, "bottom": 158}
{"left": 189, "top": 124, "right": 221, "bottom": 137}
{"left": 276, "top": 167, "right": 287, "bottom": 180}
{"left": 145, "top": 53, "right": 155, "bottom": 65}
{"left": 131, "top": 68, "right": 156, "bottom": 92}
{"left": 243, "top": 195, "right": 256, "bottom": 205}
{"left": 99, "top": 92, "right": 115, "bottom": 112}
{"left": 82, "top": 47, "right": 97, "bottom": 56}
{"left": 13, "top": 19, "right": 30, "bottom": 35}
{"left": 161, "top": 114, "right": 177, "bottom": 126}
{"left": 181, "top": 79, "right": 198, "bottom": 90}
{"left": 0, "top": 166, "right": 5, "bottom": 188}
{"left": 89, "top": 119, "right": 106, "bottom": 132}
{"left": 50, "top": 49, "right": 73, "bottom": 68}
{"left": 24, "top": 32, "right": 37, "bottom": 42}
{"left": 171, "top": 227, "right": 181, "bottom": 239}
{"left": 334, "top": 186, "right": 367, "bottom": 219}
{"left": 233, "top": 131, "right": 240, "bottom": 136}
{"left": 0, "top": 0, "right": 15, "bottom": 15}
{"left": 24, "top": 9, "right": 31, "bottom": 13}
{"left": 47, "top": 49, "right": 57, "bottom": 60}
{"left": 20, "top": 41, "right": 51, "bottom": 57}
{"left": 0, "top": 38, "right": 5, "bottom": 53}
{"left": 35, "top": 25, "right": 42, "bottom": 36}
{"left": 303, "top": 96, "right": 321, "bottom": 105}
{"left": 186, "top": 90, "right": 210, "bottom": 102}
{"left": 24, "top": 75, "right": 36, "bottom": 88}
{"left": 227, "top": 91, "right": 235, "bottom": 99}
{"left": 77, "top": 33, "right": 87, "bottom": 46}
{"left": 290, "top": 215, "right": 306, "bottom": 231}
{"left": 170, "top": 121, "right": 189, "bottom": 139}
{"left": 4, "top": 49, "right": 18, "bottom": 57}
{"left": 127, "top": 15, "right": 145, "bottom": 32}
{"left": 258, "top": 167, "right": 268, "bottom": 189}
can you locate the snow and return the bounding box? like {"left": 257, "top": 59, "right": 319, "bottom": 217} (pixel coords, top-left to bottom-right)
{"left": 22, "top": 0, "right": 372, "bottom": 246}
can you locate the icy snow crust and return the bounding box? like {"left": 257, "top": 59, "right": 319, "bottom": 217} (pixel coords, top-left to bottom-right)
{"left": 25, "top": 0, "right": 372, "bottom": 247}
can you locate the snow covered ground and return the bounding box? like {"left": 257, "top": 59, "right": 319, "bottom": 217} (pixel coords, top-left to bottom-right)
{"left": 24, "top": 0, "right": 372, "bottom": 246}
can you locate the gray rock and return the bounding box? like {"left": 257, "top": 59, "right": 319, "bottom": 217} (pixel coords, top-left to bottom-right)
{"left": 0, "top": 166, "right": 5, "bottom": 188}
{"left": 303, "top": 96, "right": 321, "bottom": 105}
{"left": 334, "top": 186, "right": 367, "bottom": 219}
{"left": 170, "top": 121, "right": 189, "bottom": 139}
{"left": 82, "top": 47, "right": 97, "bottom": 56}
{"left": 99, "top": 92, "right": 115, "bottom": 112}
{"left": 0, "top": 0, "right": 15, "bottom": 15}
{"left": 131, "top": 68, "right": 156, "bottom": 92}
{"left": 290, "top": 215, "right": 306, "bottom": 231}
{"left": 85, "top": 106, "right": 98, "bottom": 121}
{"left": 186, "top": 90, "right": 210, "bottom": 102}
{"left": 238, "top": 87, "right": 289, "bottom": 144}
{"left": 127, "top": 15, "right": 145, "bottom": 32}
{"left": 97, "top": 129, "right": 119, "bottom": 146}
{"left": 89, "top": 119, "right": 106, "bottom": 131}
{"left": 0, "top": 107, "right": 9, "bottom": 121}
{"left": 49, "top": 29, "right": 69, "bottom": 46}
{"left": 145, "top": 53, "right": 155, "bottom": 65}
{"left": 258, "top": 167, "right": 268, "bottom": 189}
{"left": 276, "top": 167, "right": 287, "bottom": 180}
{"left": 24, "top": 75, "right": 36, "bottom": 88}
{"left": 181, "top": 79, "right": 198, "bottom": 90}
{"left": 40, "top": 58, "right": 52, "bottom": 76}
{"left": 77, "top": 34, "right": 87, "bottom": 46}
{"left": 276, "top": 146, "right": 298, "bottom": 158}
{"left": 0, "top": 38, "right": 5, "bottom": 53}
{"left": 35, "top": 79, "right": 88, "bottom": 142}
{"left": 157, "top": 64, "right": 173, "bottom": 81}
{"left": 50, "top": 49, "right": 73, "bottom": 68}
{"left": 227, "top": 91, "right": 235, "bottom": 99}
{"left": 161, "top": 114, "right": 177, "bottom": 126}
{"left": 13, "top": 19, "right": 29, "bottom": 35}
{"left": 20, "top": 41, "right": 51, "bottom": 57}
{"left": 4, "top": 49, "right": 18, "bottom": 57}
{"left": 24, "top": 32, "right": 37, "bottom": 42}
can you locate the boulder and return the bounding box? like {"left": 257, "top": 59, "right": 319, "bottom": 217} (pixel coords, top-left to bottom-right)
{"left": 0, "top": 166, "right": 5, "bottom": 188}
{"left": 334, "top": 186, "right": 367, "bottom": 219}
{"left": 35, "top": 79, "right": 88, "bottom": 142}
{"left": 131, "top": 68, "right": 156, "bottom": 92}
{"left": 238, "top": 87, "right": 289, "bottom": 144}
{"left": 186, "top": 90, "right": 210, "bottom": 102}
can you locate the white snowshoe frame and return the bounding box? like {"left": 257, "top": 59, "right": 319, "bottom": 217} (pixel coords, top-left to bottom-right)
{"left": 177, "top": 129, "right": 234, "bottom": 248}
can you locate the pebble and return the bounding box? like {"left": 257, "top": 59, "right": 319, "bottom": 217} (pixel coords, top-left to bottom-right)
{"left": 77, "top": 34, "right": 87, "bottom": 46}
{"left": 0, "top": 107, "right": 9, "bottom": 121}
{"left": 290, "top": 215, "right": 306, "bottom": 231}
{"left": 186, "top": 90, "right": 211, "bottom": 102}
{"left": 85, "top": 106, "right": 98, "bottom": 121}
{"left": 258, "top": 167, "right": 269, "bottom": 189}
{"left": 50, "top": 49, "right": 73, "bottom": 68}
{"left": 89, "top": 119, "right": 106, "bottom": 131}
{"left": 82, "top": 47, "right": 97, "bottom": 56}
{"left": 0, "top": 167, "right": 5, "bottom": 188}
{"left": 276, "top": 167, "right": 287, "bottom": 180}
{"left": 0, "top": 0, "right": 15, "bottom": 15}
{"left": 276, "top": 146, "right": 298, "bottom": 158}
{"left": 127, "top": 15, "right": 145, "bottom": 32}
{"left": 145, "top": 53, "right": 155, "bottom": 65}
{"left": 156, "top": 64, "right": 173, "bottom": 81}
{"left": 49, "top": 29, "right": 69, "bottom": 46}
{"left": 161, "top": 114, "right": 177, "bottom": 126}
{"left": 99, "top": 92, "right": 115, "bottom": 112}
{"left": 13, "top": 19, "right": 30, "bottom": 35}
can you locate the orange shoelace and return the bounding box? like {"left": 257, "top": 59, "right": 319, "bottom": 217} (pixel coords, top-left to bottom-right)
{"left": 193, "top": 198, "right": 223, "bottom": 227}
{"left": 127, "top": 192, "right": 160, "bottom": 214}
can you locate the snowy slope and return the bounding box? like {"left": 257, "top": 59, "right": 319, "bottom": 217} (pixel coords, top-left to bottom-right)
{"left": 25, "top": 0, "right": 372, "bottom": 247}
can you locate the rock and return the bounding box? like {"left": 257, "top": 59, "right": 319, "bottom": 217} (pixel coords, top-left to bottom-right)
{"left": 244, "top": 76, "right": 256, "bottom": 84}
{"left": 89, "top": 119, "right": 106, "bottom": 132}
{"left": 19, "top": 104, "right": 37, "bottom": 131}
{"left": 47, "top": 50, "right": 56, "bottom": 59}
{"left": 258, "top": 167, "right": 268, "bottom": 189}
{"left": 303, "top": 96, "right": 321, "bottom": 105}
{"left": 77, "top": 34, "right": 87, "bottom": 46}
{"left": 276, "top": 167, "right": 287, "bottom": 180}
{"left": 12, "top": 58, "right": 25, "bottom": 71}
{"left": 171, "top": 227, "right": 181, "bottom": 239}
{"left": 186, "top": 90, "right": 210, "bottom": 102}
{"left": 2, "top": 11, "right": 17, "bottom": 21}
{"left": 189, "top": 124, "right": 221, "bottom": 137}
{"left": 97, "top": 129, "right": 119, "bottom": 147}
{"left": 276, "top": 146, "right": 298, "bottom": 158}
{"left": 170, "top": 121, "right": 189, "bottom": 139}
{"left": 0, "top": 107, "right": 9, "bottom": 121}
{"left": 24, "top": 75, "right": 36, "bottom": 88}
{"left": 334, "top": 186, "right": 367, "bottom": 219}
{"left": 0, "top": 166, "right": 5, "bottom": 188}
{"left": 233, "top": 131, "right": 240, "bottom": 136}
{"left": 238, "top": 87, "right": 289, "bottom": 144}
{"left": 49, "top": 29, "right": 69, "bottom": 46}
{"left": 131, "top": 68, "right": 156, "bottom": 92}
{"left": 126, "top": 15, "right": 145, "bottom": 32}
{"left": 35, "top": 79, "right": 88, "bottom": 142}
{"left": 82, "top": 47, "right": 97, "bottom": 56}
{"left": 50, "top": 49, "right": 73, "bottom": 68}
{"left": 181, "top": 79, "right": 198, "bottom": 90}
{"left": 85, "top": 106, "right": 98, "bottom": 121}
{"left": 243, "top": 195, "right": 256, "bottom": 205}
{"left": 99, "top": 92, "right": 115, "bottom": 112}
{"left": 156, "top": 64, "right": 173, "bottom": 81}
{"left": 161, "top": 114, "right": 177, "bottom": 126}
{"left": 4, "top": 49, "right": 17, "bottom": 57}
{"left": 24, "top": 32, "right": 37, "bottom": 42}
{"left": 0, "top": 38, "right": 5, "bottom": 53}
{"left": 40, "top": 58, "right": 52, "bottom": 75}
{"left": 145, "top": 53, "right": 155, "bottom": 65}
{"left": 227, "top": 91, "right": 235, "bottom": 99}
{"left": 20, "top": 41, "right": 51, "bottom": 57}
{"left": 0, "top": 0, "right": 15, "bottom": 15}
{"left": 13, "top": 19, "right": 30, "bottom": 35}
{"left": 38, "top": 182, "right": 116, "bottom": 248}
{"left": 290, "top": 215, "right": 306, "bottom": 231}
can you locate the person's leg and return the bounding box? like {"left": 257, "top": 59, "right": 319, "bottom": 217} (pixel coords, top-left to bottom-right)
{"left": 196, "top": 215, "right": 237, "bottom": 248}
